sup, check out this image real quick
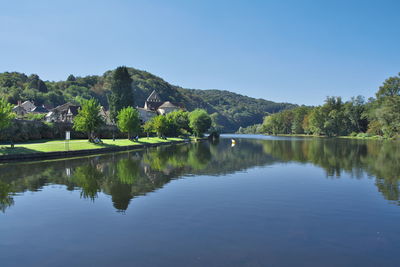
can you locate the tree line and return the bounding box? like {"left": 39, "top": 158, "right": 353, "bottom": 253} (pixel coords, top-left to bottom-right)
{"left": 1, "top": 66, "right": 212, "bottom": 142}
{"left": 245, "top": 73, "right": 400, "bottom": 138}
{"left": 0, "top": 67, "right": 294, "bottom": 132}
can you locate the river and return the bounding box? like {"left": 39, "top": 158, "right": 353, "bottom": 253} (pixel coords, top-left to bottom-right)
{"left": 1, "top": 135, "right": 400, "bottom": 266}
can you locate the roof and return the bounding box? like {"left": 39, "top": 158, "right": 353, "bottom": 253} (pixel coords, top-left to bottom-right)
{"left": 52, "top": 102, "right": 80, "bottom": 113}
{"left": 13, "top": 105, "right": 26, "bottom": 112}
{"left": 146, "top": 90, "right": 162, "bottom": 102}
{"left": 158, "top": 101, "right": 178, "bottom": 109}
{"left": 32, "top": 106, "right": 49, "bottom": 113}
{"left": 137, "top": 107, "right": 157, "bottom": 113}
{"left": 67, "top": 106, "right": 80, "bottom": 116}
{"left": 20, "top": 100, "right": 36, "bottom": 111}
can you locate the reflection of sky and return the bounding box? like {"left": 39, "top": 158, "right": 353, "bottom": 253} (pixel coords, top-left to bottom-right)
{"left": 2, "top": 163, "right": 400, "bottom": 266}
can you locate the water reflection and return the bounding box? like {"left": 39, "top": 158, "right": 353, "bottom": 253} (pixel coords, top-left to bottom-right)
{"left": 1, "top": 137, "right": 399, "bottom": 212}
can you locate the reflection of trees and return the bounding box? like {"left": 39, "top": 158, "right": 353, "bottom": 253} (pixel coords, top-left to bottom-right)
{"left": 262, "top": 138, "right": 400, "bottom": 204}
{"left": 71, "top": 163, "right": 104, "bottom": 200}
{"left": 1, "top": 138, "right": 399, "bottom": 212}
{"left": 0, "top": 140, "right": 276, "bottom": 212}
{"left": 0, "top": 180, "right": 14, "bottom": 212}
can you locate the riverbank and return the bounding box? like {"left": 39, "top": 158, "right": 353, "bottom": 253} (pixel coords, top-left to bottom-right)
{"left": 261, "top": 133, "right": 395, "bottom": 140}
{"left": 0, "top": 137, "right": 203, "bottom": 162}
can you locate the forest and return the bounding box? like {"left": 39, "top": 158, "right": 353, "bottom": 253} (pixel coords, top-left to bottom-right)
{"left": 238, "top": 73, "right": 400, "bottom": 139}
{"left": 0, "top": 67, "right": 294, "bottom": 132}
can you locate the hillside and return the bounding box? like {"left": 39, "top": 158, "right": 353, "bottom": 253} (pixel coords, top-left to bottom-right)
{"left": 0, "top": 67, "right": 295, "bottom": 132}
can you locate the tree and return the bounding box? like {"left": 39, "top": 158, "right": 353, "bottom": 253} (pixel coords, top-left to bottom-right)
{"left": 143, "top": 120, "right": 154, "bottom": 137}
{"left": 308, "top": 107, "right": 325, "bottom": 135}
{"left": 166, "top": 110, "right": 190, "bottom": 136}
{"left": 291, "top": 106, "right": 311, "bottom": 134}
{"left": 0, "top": 98, "right": 14, "bottom": 132}
{"left": 108, "top": 66, "right": 134, "bottom": 121}
{"left": 189, "top": 109, "right": 212, "bottom": 137}
{"left": 67, "top": 74, "right": 76, "bottom": 82}
{"left": 151, "top": 115, "right": 169, "bottom": 138}
{"left": 371, "top": 96, "right": 400, "bottom": 137}
{"left": 344, "top": 96, "right": 368, "bottom": 133}
{"left": 73, "top": 98, "right": 104, "bottom": 141}
{"left": 117, "top": 107, "right": 141, "bottom": 140}
{"left": 28, "top": 74, "right": 48, "bottom": 93}
{"left": 376, "top": 73, "right": 400, "bottom": 100}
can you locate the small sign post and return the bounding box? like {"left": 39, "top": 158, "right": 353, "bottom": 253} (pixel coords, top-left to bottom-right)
{"left": 65, "top": 131, "right": 70, "bottom": 151}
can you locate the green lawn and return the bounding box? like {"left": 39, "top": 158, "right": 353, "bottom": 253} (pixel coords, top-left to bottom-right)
{"left": 0, "top": 137, "right": 184, "bottom": 155}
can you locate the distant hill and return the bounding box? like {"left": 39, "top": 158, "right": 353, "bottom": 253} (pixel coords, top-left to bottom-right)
{"left": 0, "top": 67, "right": 296, "bottom": 132}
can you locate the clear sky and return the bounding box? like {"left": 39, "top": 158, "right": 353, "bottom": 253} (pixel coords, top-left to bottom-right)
{"left": 1, "top": 0, "right": 399, "bottom": 105}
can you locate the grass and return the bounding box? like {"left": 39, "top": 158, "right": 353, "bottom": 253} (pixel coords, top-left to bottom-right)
{"left": 0, "top": 137, "right": 184, "bottom": 155}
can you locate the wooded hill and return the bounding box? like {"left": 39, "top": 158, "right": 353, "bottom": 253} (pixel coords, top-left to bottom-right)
{"left": 0, "top": 67, "right": 295, "bottom": 132}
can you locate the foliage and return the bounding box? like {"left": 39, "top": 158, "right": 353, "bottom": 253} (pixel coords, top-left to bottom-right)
{"left": 0, "top": 98, "right": 14, "bottom": 131}
{"left": 180, "top": 88, "right": 295, "bottom": 132}
{"left": 165, "top": 110, "right": 191, "bottom": 136}
{"left": 189, "top": 109, "right": 212, "bottom": 137}
{"left": 258, "top": 85, "right": 400, "bottom": 138}
{"left": 73, "top": 98, "right": 104, "bottom": 140}
{"left": 117, "top": 107, "right": 141, "bottom": 139}
{"left": 25, "top": 113, "right": 46, "bottom": 121}
{"left": 236, "top": 124, "right": 263, "bottom": 134}
{"left": 150, "top": 115, "right": 169, "bottom": 137}
{"left": 0, "top": 68, "right": 295, "bottom": 132}
{"left": 108, "top": 66, "right": 134, "bottom": 121}
{"left": 143, "top": 120, "right": 154, "bottom": 136}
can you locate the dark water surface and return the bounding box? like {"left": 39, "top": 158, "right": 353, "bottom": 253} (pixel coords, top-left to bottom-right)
{"left": 1, "top": 135, "right": 400, "bottom": 267}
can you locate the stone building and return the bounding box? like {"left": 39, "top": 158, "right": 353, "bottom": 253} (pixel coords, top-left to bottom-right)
{"left": 138, "top": 90, "right": 182, "bottom": 122}
{"left": 45, "top": 103, "right": 80, "bottom": 123}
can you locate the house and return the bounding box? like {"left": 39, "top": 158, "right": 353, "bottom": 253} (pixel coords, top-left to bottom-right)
{"left": 137, "top": 107, "right": 157, "bottom": 123}
{"left": 12, "top": 104, "right": 27, "bottom": 116}
{"left": 157, "top": 101, "right": 179, "bottom": 115}
{"left": 99, "top": 106, "right": 113, "bottom": 125}
{"left": 31, "top": 105, "right": 49, "bottom": 114}
{"left": 139, "top": 90, "right": 182, "bottom": 122}
{"left": 46, "top": 103, "right": 80, "bottom": 123}
{"left": 20, "top": 100, "right": 36, "bottom": 112}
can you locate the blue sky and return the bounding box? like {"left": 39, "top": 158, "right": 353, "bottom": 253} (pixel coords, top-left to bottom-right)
{"left": 1, "top": 0, "right": 399, "bottom": 105}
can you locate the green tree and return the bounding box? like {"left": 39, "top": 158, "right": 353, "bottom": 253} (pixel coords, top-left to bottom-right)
{"left": 66, "top": 74, "right": 76, "bottom": 82}
{"left": 376, "top": 73, "right": 400, "bottom": 100}
{"left": 166, "top": 110, "right": 190, "bottom": 136}
{"left": 344, "top": 96, "right": 368, "bottom": 133}
{"left": 108, "top": 66, "right": 134, "bottom": 121}
{"left": 117, "top": 107, "right": 141, "bottom": 140}
{"left": 0, "top": 98, "right": 14, "bottom": 132}
{"left": 291, "top": 106, "right": 311, "bottom": 134}
{"left": 308, "top": 107, "right": 325, "bottom": 135}
{"left": 151, "top": 115, "right": 169, "bottom": 137}
{"left": 189, "top": 109, "right": 212, "bottom": 137}
{"left": 143, "top": 119, "right": 154, "bottom": 137}
{"left": 73, "top": 98, "right": 104, "bottom": 141}
{"left": 28, "top": 74, "right": 48, "bottom": 93}
{"left": 372, "top": 96, "right": 400, "bottom": 137}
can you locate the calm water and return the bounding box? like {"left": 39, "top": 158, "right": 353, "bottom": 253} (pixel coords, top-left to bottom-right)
{"left": 1, "top": 135, "right": 400, "bottom": 267}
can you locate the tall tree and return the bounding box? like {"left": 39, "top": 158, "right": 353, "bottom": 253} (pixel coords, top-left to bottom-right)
{"left": 73, "top": 98, "right": 104, "bottom": 141}
{"left": 28, "top": 74, "right": 48, "bottom": 93}
{"left": 117, "top": 107, "right": 141, "bottom": 140}
{"left": 108, "top": 66, "right": 134, "bottom": 121}
{"left": 376, "top": 73, "right": 400, "bottom": 100}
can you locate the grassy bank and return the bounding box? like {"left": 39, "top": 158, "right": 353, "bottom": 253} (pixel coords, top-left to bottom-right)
{"left": 0, "top": 137, "right": 184, "bottom": 156}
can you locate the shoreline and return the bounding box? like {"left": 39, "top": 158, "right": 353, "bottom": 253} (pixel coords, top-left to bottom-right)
{"left": 233, "top": 133, "right": 399, "bottom": 141}
{"left": 0, "top": 138, "right": 206, "bottom": 163}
